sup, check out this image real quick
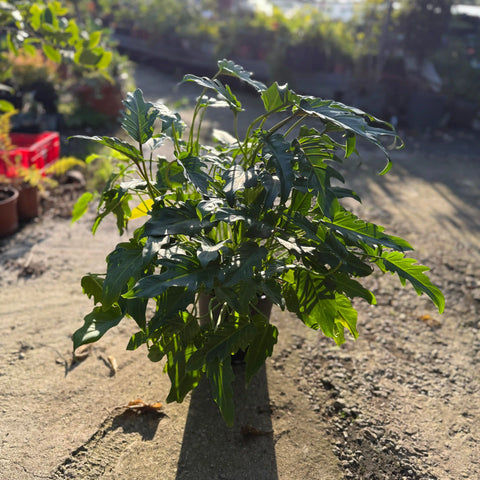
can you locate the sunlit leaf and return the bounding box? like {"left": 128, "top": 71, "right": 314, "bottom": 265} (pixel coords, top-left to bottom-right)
{"left": 42, "top": 43, "right": 61, "bottom": 63}
{"left": 0, "top": 100, "right": 15, "bottom": 112}
{"left": 217, "top": 58, "right": 266, "bottom": 92}
{"left": 122, "top": 89, "right": 160, "bottom": 144}
{"left": 71, "top": 192, "right": 93, "bottom": 223}
{"left": 379, "top": 252, "right": 445, "bottom": 313}
{"left": 129, "top": 199, "right": 154, "bottom": 220}
{"left": 206, "top": 359, "right": 235, "bottom": 426}
{"left": 72, "top": 305, "right": 123, "bottom": 350}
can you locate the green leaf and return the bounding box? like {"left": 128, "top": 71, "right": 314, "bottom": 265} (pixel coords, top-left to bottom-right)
{"left": 183, "top": 74, "right": 242, "bottom": 112}
{"left": 260, "top": 82, "right": 299, "bottom": 113}
{"left": 217, "top": 59, "right": 266, "bottom": 92}
{"left": 188, "top": 322, "right": 257, "bottom": 371}
{"left": 156, "top": 158, "right": 186, "bottom": 190}
{"left": 22, "top": 42, "right": 37, "bottom": 57}
{"left": 96, "top": 51, "right": 112, "bottom": 69}
{"left": 323, "top": 231, "right": 374, "bottom": 277}
{"left": 159, "top": 313, "right": 202, "bottom": 403}
{"left": 93, "top": 184, "right": 132, "bottom": 235}
{"left": 125, "top": 257, "right": 217, "bottom": 299}
{"left": 148, "top": 343, "right": 164, "bottom": 362}
{"left": 261, "top": 133, "right": 294, "bottom": 203}
{"left": 345, "top": 133, "right": 356, "bottom": 158}
{"left": 103, "top": 239, "right": 156, "bottom": 307}
{"left": 197, "top": 240, "right": 230, "bottom": 268}
{"left": 335, "top": 294, "right": 358, "bottom": 340}
{"left": 294, "top": 140, "right": 345, "bottom": 218}
{"left": 331, "top": 273, "right": 376, "bottom": 305}
{"left": 245, "top": 322, "right": 278, "bottom": 384}
{"left": 73, "top": 135, "right": 143, "bottom": 163}
{"left": 148, "top": 287, "right": 195, "bottom": 332}
{"left": 65, "top": 19, "right": 79, "bottom": 45}
{"left": 380, "top": 252, "right": 445, "bottom": 313}
{"left": 206, "top": 359, "right": 236, "bottom": 426}
{"left": 29, "top": 3, "right": 42, "bottom": 30}
{"left": 6, "top": 32, "right": 18, "bottom": 55}
{"left": 224, "top": 242, "right": 267, "bottom": 287}
{"left": 324, "top": 210, "right": 413, "bottom": 251}
{"left": 145, "top": 202, "right": 215, "bottom": 237}
{"left": 42, "top": 5, "right": 56, "bottom": 25}
{"left": 81, "top": 274, "right": 104, "bottom": 304}
{"left": 42, "top": 44, "right": 61, "bottom": 63}
{"left": 122, "top": 296, "right": 148, "bottom": 330}
{"left": 88, "top": 30, "right": 101, "bottom": 48}
{"left": 127, "top": 330, "right": 149, "bottom": 350}
{"left": 0, "top": 99, "right": 15, "bottom": 112}
{"left": 74, "top": 47, "right": 103, "bottom": 67}
{"left": 156, "top": 103, "right": 185, "bottom": 137}
{"left": 222, "top": 164, "right": 248, "bottom": 204}
{"left": 177, "top": 154, "right": 210, "bottom": 195}
{"left": 71, "top": 192, "right": 93, "bottom": 223}
{"left": 295, "top": 97, "right": 401, "bottom": 171}
{"left": 165, "top": 340, "right": 202, "bottom": 404}
{"left": 284, "top": 268, "right": 341, "bottom": 339}
{"left": 72, "top": 305, "right": 123, "bottom": 350}
{"left": 122, "top": 89, "right": 160, "bottom": 144}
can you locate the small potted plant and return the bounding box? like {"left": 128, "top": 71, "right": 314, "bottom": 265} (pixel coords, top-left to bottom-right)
{"left": 1, "top": 156, "right": 85, "bottom": 220}
{"left": 72, "top": 60, "right": 444, "bottom": 425}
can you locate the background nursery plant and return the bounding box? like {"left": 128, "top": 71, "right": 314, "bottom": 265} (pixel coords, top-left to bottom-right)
{"left": 72, "top": 60, "right": 444, "bottom": 426}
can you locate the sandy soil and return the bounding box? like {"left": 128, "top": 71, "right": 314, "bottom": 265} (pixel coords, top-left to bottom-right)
{"left": 0, "top": 64, "right": 479, "bottom": 479}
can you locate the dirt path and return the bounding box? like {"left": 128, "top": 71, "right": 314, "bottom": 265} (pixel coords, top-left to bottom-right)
{"left": 1, "top": 64, "right": 479, "bottom": 479}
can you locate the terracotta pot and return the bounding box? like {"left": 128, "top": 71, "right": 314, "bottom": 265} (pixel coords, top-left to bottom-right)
{"left": 198, "top": 293, "right": 273, "bottom": 363}
{"left": 17, "top": 185, "right": 39, "bottom": 220}
{"left": 0, "top": 186, "right": 19, "bottom": 237}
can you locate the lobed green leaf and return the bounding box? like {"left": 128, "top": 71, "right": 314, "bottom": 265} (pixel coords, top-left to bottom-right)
{"left": 379, "top": 252, "right": 445, "bottom": 313}
{"left": 206, "top": 359, "right": 236, "bottom": 426}
{"left": 72, "top": 305, "right": 123, "bottom": 350}
{"left": 122, "top": 89, "right": 160, "bottom": 145}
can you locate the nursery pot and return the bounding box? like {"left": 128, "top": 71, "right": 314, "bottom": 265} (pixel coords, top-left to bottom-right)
{"left": 17, "top": 186, "right": 39, "bottom": 221}
{"left": 0, "top": 186, "right": 19, "bottom": 237}
{"left": 198, "top": 293, "right": 273, "bottom": 363}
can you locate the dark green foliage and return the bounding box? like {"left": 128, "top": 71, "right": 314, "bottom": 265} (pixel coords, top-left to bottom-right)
{"left": 73, "top": 60, "right": 444, "bottom": 426}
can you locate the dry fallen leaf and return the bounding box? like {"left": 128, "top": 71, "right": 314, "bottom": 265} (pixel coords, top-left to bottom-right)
{"left": 107, "top": 355, "right": 118, "bottom": 375}
{"left": 124, "top": 398, "right": 163, "bottom": 414}
{"left": 73, "top": 344, "right": 91, "bottom": 362}
{"left": 418, "top": 314, "right": 442, "bottom": 329}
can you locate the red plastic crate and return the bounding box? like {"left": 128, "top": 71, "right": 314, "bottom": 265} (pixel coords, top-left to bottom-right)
{"left": 0, "top": 132, "right": 60, "bottom": 177}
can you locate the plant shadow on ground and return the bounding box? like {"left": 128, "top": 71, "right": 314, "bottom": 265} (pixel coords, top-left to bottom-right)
{"left": 110, "top": 409, "right": 166, "bottom": 441}
{"left": 52, "top": 409, "right": 166, "bottom": 478}
{"left": 176, "top": 364, "right": 278, "bottom": 480}
{"left": 348, "top": 135, "right": 480, "bottom": 243}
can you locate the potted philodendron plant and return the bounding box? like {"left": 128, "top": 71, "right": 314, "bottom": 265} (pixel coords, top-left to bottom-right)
{"left": 72, "top": 60, "right": 444, "bottom": 425}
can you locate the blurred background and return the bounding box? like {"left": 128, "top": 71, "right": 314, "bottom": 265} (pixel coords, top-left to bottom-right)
{"left": 2, "top": 0, "right": 480, "bottom": 135}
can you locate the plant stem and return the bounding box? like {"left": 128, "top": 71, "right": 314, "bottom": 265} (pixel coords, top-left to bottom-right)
{"left": 137, "top": 142, "right": 156, "bottom": 200}
{"left": 284, "top": 114, "right": 308, "bottom": 137}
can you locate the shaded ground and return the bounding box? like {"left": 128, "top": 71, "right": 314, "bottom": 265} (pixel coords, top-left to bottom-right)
{"left": 0, "top": 64, "right": 479, "bottom": 479}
